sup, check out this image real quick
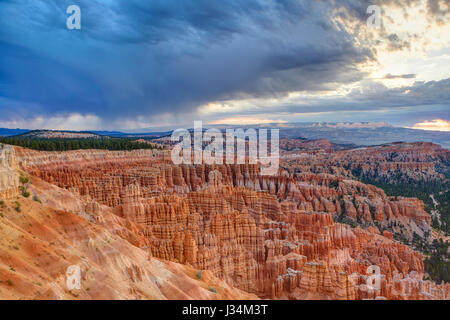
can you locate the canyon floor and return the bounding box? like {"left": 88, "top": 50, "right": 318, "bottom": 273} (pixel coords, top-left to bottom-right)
{"left": 0, "top": 140, "right": 449, "bottom": 300}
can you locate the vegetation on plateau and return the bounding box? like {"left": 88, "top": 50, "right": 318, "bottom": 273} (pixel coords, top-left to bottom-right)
{"left": 0, "top": 136, "right": 163, "bottom": 152}
{"left": 354, "top": 171, "right": 450, "bottom": 283}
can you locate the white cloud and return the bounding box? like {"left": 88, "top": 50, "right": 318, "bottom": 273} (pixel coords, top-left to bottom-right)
{"left": 0, "top": 113, "right": 102, "bottom": 131}
{"left": 409, "top": 119, "right": 450, "bottom": 131}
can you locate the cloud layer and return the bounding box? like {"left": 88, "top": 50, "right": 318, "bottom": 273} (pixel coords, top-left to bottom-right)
{"left": 0, "top": 0, "right": 448, "bottom": 129}
{"left": 410, "top": 119, "right": 450, "bottom": 132}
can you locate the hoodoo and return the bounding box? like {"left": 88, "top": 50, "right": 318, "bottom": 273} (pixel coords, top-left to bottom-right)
{"left": 1, "top": 144, "right": 445, "bottom": 300}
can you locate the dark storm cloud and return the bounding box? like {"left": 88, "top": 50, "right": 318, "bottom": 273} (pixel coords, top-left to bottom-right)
{"left": 0, "top": 0, "right": 447, "bottom": 127}
{"left": 208, "top": 78, "right": 450, "bottom": 120}
{"left": 0, "top": 41, "right": 108, "bottom": 118}
{"left": 348, "top": 78, "right": 450, "bottom": 107}
{"left": 279, "top": 78, "right": 450, "bottom": 115}
{"left": 0, "top": 0, "right": 375, "bottom": 121}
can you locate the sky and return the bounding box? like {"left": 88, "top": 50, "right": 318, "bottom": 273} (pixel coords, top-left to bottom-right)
{"left": 0, "top": 0, "right": 449, "bottom": 131}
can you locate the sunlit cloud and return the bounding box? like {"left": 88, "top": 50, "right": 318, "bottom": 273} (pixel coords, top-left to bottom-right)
{"left": 409, "top": 119, "right": 450, "bottom": 131}
{"left": 208, "top": 117, "right": 287, "bottom": 125}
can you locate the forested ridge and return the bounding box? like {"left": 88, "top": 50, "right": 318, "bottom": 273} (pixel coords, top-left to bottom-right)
{"left": 357, "top": 175, "right": 449, "bottom": 283}
{"left": 0, "top": 136, "right": 162, "bottom": 151}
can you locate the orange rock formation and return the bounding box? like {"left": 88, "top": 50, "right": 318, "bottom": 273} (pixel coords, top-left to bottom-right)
{"left": 7, "top": 145, "right": 447, "bottom": 300}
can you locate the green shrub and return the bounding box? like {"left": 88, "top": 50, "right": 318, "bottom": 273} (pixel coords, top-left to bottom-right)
{"left": 196, "top": 271, "right": 203, "bottom": 280}
{"left": 19, "top": 176, "right": 30, "bottom": 185}
{"left": 19, "top": 176, "right": 31, "bottom": 197}
{"left": 209, "top": 287, "right": 217, "bottom": 294}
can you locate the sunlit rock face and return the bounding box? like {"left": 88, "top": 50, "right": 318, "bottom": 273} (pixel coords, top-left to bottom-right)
{"left": 0, "top": 147, "right": 257, "bottom": 300}
{"left": 0, "top": 144, "right": 19, "bottom": 199}
{"left": 7, "top": 145, "right": 449, "bottom": 300}
{"left": 282, "top": 141, "right": 450, "bottom": 184}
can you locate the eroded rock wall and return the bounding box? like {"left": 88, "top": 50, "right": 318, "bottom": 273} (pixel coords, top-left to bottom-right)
{"left": 0, "top": 144, "right": 19, "bottom": 199}
{"left": 15, "top": 147, "right": 448, "bottom": 300}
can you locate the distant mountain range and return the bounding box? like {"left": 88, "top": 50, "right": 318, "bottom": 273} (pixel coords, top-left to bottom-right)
{"left": 275, "top": 123, "right": 450, "bottom": 149}
{"left": 207, "top": 122, "right": 450, "bottom": 149}
{"left": 1, "top": 122, "right": 449, "bottom": 149}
